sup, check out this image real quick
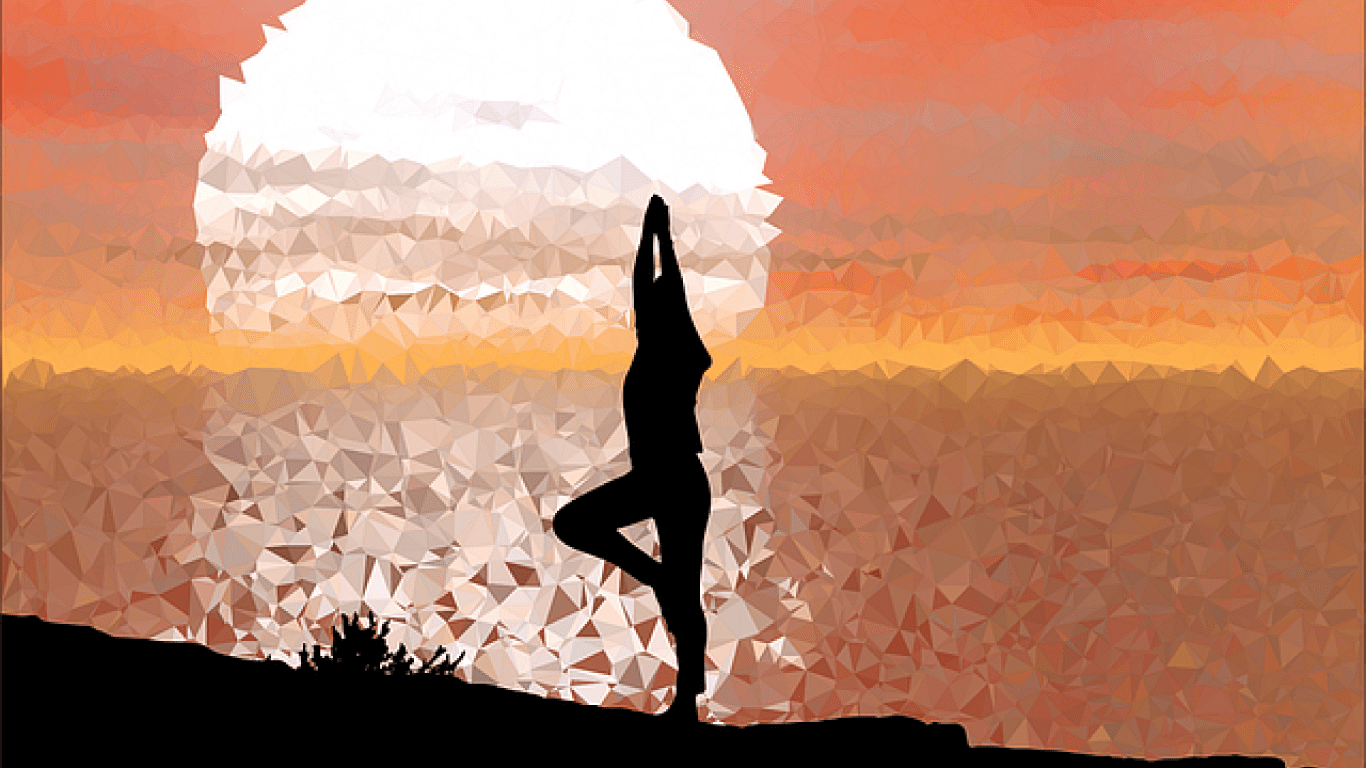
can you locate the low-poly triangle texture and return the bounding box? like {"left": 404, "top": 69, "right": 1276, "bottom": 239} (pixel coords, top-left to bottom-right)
{"left": 2, "top": 2, "right": 1360, "bottom": 768}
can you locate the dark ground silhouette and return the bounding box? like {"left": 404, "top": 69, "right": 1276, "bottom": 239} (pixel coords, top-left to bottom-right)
{"left": 2, "top": 614, "right": 1297, "bottom": 766}
{"left": 553, "top": 195, "right": 714, "bottom": 721}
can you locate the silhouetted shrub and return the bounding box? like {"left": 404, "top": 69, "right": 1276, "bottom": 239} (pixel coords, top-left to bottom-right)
{"left": 298, "top": 611, "right": 464, "bottom": 676}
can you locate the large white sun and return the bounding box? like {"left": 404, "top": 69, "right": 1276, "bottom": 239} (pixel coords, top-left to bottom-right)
{"left": 196, "top": 0, "right": 778, "bottom": 351}
{"left": 210, "top": 0, "right": 768, "bottom": 193}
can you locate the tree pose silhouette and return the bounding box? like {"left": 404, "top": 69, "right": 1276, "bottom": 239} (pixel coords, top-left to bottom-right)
{"left": 553, "top": 194, "right": 714, "bottom": 722}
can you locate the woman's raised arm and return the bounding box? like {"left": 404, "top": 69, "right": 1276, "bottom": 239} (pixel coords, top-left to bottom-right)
{"left": 654, "top": 199, "right": 680, "bottom": 283}
{"left": 633, "top": 205, "right": 657, "bottom": 320}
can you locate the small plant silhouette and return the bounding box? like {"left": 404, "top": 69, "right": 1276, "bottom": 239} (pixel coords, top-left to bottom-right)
{"left": 298, "top": 610, "right": 464, "bottom": 676}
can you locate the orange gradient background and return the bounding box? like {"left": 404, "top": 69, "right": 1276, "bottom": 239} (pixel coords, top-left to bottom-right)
{"left": 2, "top": 2, "right": 1362, "bottom": 766}
{"left": 3, "top": 0, "right": 1361, "bottom": 378}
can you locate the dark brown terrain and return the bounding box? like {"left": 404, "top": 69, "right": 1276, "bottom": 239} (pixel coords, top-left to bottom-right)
{"left": 2, "top": 614, "right": 1295, "bottom": 766}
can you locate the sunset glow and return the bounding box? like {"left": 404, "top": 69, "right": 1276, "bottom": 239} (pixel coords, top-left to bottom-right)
{"left": 2, "top": 2, "right": 1360, "bottom": 766}
{"left": 4, "top": 0, "right": 1360, "bottom": 378}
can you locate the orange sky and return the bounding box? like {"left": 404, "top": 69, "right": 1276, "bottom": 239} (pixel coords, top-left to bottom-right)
{"left": 3, "top": 0, "right": 303, "bottom": 374}
{"left": 3, "top": 0, "right": 1361, "bottom": 377}
{"left": 671, "top": 0, "right": 1361, "bottom": 373}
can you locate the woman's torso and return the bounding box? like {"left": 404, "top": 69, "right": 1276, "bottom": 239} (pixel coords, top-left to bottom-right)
{"left": 622, "top": 325, "right": 711, "bottom": 461}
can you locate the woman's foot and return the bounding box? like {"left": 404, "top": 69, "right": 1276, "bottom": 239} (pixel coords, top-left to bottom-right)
{"left": 659, "top": 691, "right": 700, "bottom": 723}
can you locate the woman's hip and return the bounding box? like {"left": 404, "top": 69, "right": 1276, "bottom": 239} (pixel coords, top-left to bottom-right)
{"left": 630, "top": 453, "right": 710, "bottom": 492}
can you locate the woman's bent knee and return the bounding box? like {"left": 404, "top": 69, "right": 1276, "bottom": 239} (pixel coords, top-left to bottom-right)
{"left": 552, "top": 494, "right": 606, "bottom": 549}
{"left": 551, "top": 507, "right": 584, "bottom": 546}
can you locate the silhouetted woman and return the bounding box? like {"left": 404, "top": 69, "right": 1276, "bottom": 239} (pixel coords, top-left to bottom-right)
{"left": 553, "top": 194, "right": 713, "bottom": 721}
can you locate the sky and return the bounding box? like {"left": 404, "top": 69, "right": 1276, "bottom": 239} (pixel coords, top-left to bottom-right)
{"left": 2, "top": 0, "right": 1361, "bottom": 377}
{"left": 1, "top": 3, "right": 1360, "bottom": 763}
{"left": 192, "top": 0, "right": 779, "bottom": 369}
{"left": 669, "top": 0, "right": 1362, "bottom": 373}
{"left": 209, "top": 0, "right": 767, "bottom": 193}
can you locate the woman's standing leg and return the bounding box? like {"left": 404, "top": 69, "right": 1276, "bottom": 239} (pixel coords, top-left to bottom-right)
{"left": 650, "top": 455, "right": 713, "bottom": 713}
{"left": 554, "top": 457, "right": 713, "bottom": 718}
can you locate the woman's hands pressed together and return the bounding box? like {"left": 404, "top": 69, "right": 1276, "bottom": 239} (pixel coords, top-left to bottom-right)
{"left": 644, "top": 194, "right": 670, "bottom": 234}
